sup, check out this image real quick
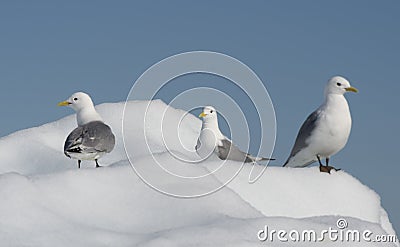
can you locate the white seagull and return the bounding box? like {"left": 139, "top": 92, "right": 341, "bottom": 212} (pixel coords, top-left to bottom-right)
{"left": 196, "top": 106, "right": 274, "bottom": 163}
{"left": 283, "top": 76, "right": 358, "bottom": 173}
{"left": 58, "top": 92, "right": 115, "bottom": 169}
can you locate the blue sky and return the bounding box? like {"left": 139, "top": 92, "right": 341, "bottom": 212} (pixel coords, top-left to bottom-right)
{"left": 0, "top": 1, "right": 399, "bottom": 232}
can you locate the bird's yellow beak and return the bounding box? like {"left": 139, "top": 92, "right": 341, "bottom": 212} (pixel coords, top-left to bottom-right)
{"left": 345, "top": 86, "right": 358, "bottom": 93}
{"left": 199, "top": 112, "right": 207, "bottom": 118}
{"left": 57, "top": 101, "right": 71, "bottom": 106}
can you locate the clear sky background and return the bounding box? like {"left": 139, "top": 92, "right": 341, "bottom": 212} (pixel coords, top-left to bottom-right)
{"left": 0, "top": 1, "right": 399, "bottom": 233}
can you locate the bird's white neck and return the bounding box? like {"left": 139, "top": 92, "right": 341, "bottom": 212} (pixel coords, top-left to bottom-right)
{"left": 76, "top": 106, "right": 103, "bottom": 126}
{"left": 202, "top": 117, "right": 218, "bottom": 128}
{"left": 202, "top": 118, "right": 224, "bottom": 138}
{"left": 323, "top": 93, "right": 350, "bottom": 113}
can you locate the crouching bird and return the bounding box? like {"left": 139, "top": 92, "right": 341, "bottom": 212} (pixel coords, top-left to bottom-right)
{"left": 196, "top": 106, "right": 274, "bottom": 163}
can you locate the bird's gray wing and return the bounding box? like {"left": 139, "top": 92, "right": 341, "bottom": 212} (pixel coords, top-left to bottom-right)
{"left": 283, "top": 110, "right": 321, "bottom": 166}
{"left": 216, "top": 139, "right": 253, "bottom": 163}
{"left": 195, "top": 138, "right": 201, "bottom": 151}
{"left": 64, "top": 125, "right": 85, "bottom": 157}
{"left": 64, "top": 121, "right": 115, "bottom": 155}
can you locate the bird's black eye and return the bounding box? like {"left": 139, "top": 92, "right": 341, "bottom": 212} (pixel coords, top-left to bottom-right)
{"left": 73, "top": 97, "right": 78, "bottom": 101}
{"left": 336, "top": 83, "right": 342, "bottom": 86}
{"left": 210, "top": 110, "right": 213, "bottom": 113}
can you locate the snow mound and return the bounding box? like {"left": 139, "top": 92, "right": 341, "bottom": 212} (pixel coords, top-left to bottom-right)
{"left": 0, "top": 100, "right": 397, "bottom": 246}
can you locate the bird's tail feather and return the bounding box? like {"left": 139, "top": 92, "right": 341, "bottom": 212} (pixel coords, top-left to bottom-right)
{"left": 253, "top": 156, "right": 275, "bottom": 162}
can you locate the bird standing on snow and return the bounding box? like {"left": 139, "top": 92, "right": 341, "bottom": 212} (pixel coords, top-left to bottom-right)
{"left": 58, "top": 92, "right": 115, "bottom": 169}
{"left": 283, "top": 76, "right": 358, "bottom": 173}
{"left": 196, "top": 106, "right": 274, "bottom": 163}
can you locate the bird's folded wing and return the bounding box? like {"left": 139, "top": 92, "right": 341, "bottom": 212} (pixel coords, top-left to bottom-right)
{"left": 195, "top": 138, "right": 201, "bottom": 151}
{"left": 64, "top": 121, "right": 115, "bottom": 154}
{"left": 284, "top": 110, "right": 321, "bottom": 166}
{"left": 216, "top": 139, "right": 252, "bottom": 162}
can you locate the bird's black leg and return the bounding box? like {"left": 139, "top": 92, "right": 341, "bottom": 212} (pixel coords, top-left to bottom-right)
{"left": 78, "top": 160, "right": 81, "bottom": 169}
{"left": 320, "top": 157, "right": 340, "bottom": 174}
{"left": 95, "top": 159, "right": 101, "bottom": 168}
{"left": 318, "top": 155, "right": 331, "bottom": 173}
{"left": 326, "top": 157, "right": 341, "bottom": 171}
{"left": 317, "top": 155, "right": 323, "bottom": 166}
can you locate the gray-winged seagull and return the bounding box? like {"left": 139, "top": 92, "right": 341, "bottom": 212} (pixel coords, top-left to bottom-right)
{"left": 283, "top": 76, "right": 358, "bottom": 173}
{"left": 58, "top": 92, "right": 115, "bottom": 169}
{"left": 196, "top": 106, "right": 274, "bottom": 163}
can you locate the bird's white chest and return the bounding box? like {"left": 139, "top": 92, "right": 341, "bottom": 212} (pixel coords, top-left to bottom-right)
{"left": 309, "top": 96, "right": 352, "bottom": 156}
{"left": 196, "top": 125, "right": 223, "bottom": 159}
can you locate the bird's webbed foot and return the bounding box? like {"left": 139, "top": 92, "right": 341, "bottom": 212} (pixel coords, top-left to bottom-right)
{"left": 319, "top": 165, "right": 340, "bottom": 174}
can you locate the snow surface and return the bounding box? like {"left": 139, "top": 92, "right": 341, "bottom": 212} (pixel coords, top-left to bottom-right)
{"left": 0, "top": 100, "right": 398, "bottom": 246}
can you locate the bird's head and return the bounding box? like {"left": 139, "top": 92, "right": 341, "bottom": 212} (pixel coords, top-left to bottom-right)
{"left": 325, "top": 76, "right": 358, "bottom": 96}
{"left": 57, "top": 92, "right": 95, "bottom": 112}
{"left": 199, "top": 106, "right": 218, "bottom": 122}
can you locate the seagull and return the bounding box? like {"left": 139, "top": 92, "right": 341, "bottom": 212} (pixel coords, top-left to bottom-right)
{"left": 283, "top": 76, "right": 358, "bottom": 173}
{"left": 196, "top": 106, "right": 274, "bottom": 164}
{"left": 58, "top": 92, "right": 115, "bottom": 169}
